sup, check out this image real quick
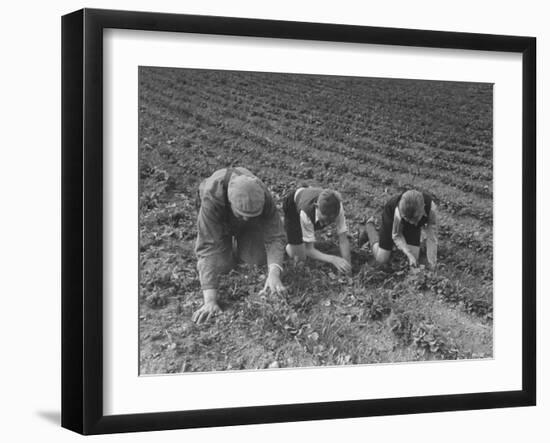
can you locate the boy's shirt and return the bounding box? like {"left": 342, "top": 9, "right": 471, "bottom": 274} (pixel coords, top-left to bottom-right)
{"left": 391, "top": 201, "right": 437, "bottom": 244}
{"left": 391, "top": 201, "right": 438, "bottom": 266}
{"left": 295, "top": 187, "right": 348, "bottom": 243}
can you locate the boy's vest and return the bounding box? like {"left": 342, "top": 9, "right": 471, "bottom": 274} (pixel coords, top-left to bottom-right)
{"left": 385, "top": 192, "right": 433, "bottom": 228}
{"left": 294, "top": 187, "right": 326, "bottom": 231}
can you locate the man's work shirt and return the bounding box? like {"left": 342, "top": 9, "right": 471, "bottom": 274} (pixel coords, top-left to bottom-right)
{"left": 294, "top": 187, "right": 348, "bottom": 243}
{"left": 195, "top": 167, "right": 285, "bottom": 290}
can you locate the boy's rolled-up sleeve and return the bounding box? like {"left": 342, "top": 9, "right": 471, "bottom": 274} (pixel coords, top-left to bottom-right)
{"left": 261, "top": 191, "right": 286, "bottom": 269}
{"left": 391, "top": 207, "right": 408, "bottom": 252}
{"left": 299, "top": 211, "right": 316, "bottom": 243}
{"left": 425, "top": 202, "right": 438, "bottom": 267}
{"left": 335, "top": 203, "right": 348, "bottom": 235}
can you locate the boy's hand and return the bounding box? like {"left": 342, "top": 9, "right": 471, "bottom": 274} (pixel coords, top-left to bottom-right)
{"left": 426, "top": 262, "right": 438, "bottom": 274}
{"left": 407, "top": 254, "right": 418, "bottom": 268}
{"left": 260, "top": 276, "right": 287, "bottom": 295}
{"left": 331, "top": 256, "right": 352, "bottom": 274}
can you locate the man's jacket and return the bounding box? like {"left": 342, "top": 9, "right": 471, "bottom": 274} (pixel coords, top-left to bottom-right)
{"left": 195, "top": 167, "right": 285, "bottom": 290}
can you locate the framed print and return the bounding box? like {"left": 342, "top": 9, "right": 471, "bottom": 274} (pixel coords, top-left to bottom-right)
{"left": 61, "top": 8, "right": 536, "bottom": 435}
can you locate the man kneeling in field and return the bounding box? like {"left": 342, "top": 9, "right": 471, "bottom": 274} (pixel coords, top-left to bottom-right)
{"left": 283, "top": 187, "right": 351, "bottom": 274}
{"left": 193, "top": 167, "right": 286, "bottom": 324}
{"left": 359, "top": 190, "right": 438, "bottom": 269}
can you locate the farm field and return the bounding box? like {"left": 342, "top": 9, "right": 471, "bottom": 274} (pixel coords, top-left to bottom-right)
{"left": 138, "top": 67, "right": 493, "bottom": 374}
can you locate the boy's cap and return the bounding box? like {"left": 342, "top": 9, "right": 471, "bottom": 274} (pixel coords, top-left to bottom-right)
{"left": 228, "top": 175, "right": 265, "bottom": 217}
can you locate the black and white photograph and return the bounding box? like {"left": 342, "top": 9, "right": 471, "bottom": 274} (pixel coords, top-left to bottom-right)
{"left": 3, "top": 0, "right": 545, "bottom": 440}
{"left": 138, "top": 67, "right": 494, "bottom": 375}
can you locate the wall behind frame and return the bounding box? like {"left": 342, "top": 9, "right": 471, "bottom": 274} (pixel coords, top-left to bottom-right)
{"left": 0, "top": 0, "right": 545, "bottom": 442}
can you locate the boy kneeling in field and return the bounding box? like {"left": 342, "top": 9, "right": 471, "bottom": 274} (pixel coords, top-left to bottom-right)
{"left": 283, "top": 187, "right": 352, "bottom": 274}
{"left": 359, "top": 190, "right": 438, "bottom": 269}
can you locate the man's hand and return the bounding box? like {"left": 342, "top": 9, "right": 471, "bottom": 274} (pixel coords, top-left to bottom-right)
{"left": 192, "top": 289, "right": 222, "bottom": 324}
{"left": 331, "top": 256, "right": 352, "bottom": 274}
{"left": 259, "top": 265, "right": 287, "bottom": 296}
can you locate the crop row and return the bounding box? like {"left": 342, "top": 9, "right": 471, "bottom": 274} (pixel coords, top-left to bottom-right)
{"left": 140, "top": 88, "right": 494, "bottom": 240}
{"left": 143, "top": 70, "right": 492, "bottom": 187}
{"left": 145, "top": 70, "right": 493, "bottom": 181}
{"left": 141, "top": 84, "right": 493, "bottom": 224}
{"left": 144, "top": 68, "right": 492, "bottom": 167}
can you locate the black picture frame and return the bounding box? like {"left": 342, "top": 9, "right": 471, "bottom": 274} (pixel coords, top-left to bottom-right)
{"left": 61, "top": 8, "right": 536, "bottom": 435}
